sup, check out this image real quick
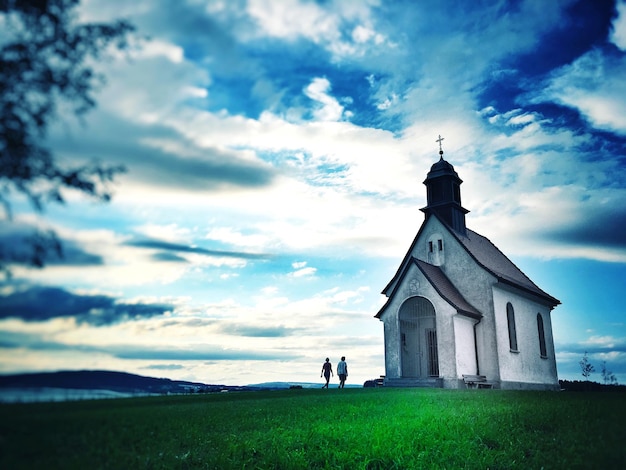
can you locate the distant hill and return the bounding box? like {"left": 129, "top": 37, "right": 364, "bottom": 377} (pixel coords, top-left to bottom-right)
{"left": 0, "top": 370, "right": 329, "bottom": 399}
{"left": 0, "top": 370, "right": 249, "bottom": 395}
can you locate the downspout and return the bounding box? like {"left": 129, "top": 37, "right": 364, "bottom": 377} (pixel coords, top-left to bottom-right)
{"left": 473, "top": 317, "right": 482, "bottom": 375}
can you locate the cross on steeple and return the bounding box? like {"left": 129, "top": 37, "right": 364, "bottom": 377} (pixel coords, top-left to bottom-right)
{"left": 436, "top": 134, "right": 445, "bottom": 157}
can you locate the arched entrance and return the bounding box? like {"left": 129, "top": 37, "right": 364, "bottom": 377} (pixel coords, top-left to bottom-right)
{"left": 399, "top": 297, "right": 439, "bottom": 378}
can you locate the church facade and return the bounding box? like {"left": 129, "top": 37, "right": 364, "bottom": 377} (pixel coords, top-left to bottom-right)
{"left": 375, "top": 146, "right": 560, "bottom": 390}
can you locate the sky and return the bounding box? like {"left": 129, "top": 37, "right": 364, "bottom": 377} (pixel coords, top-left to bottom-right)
{"left": 1, "top": 0, "right": 625, "bottom": 387}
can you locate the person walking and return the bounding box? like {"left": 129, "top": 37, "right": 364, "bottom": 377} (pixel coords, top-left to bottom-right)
{"left": 337, "top": 356, "right": 348, "bottom": 388}
{"left": 320, "top": 357, "right": 333, "bottom": 388}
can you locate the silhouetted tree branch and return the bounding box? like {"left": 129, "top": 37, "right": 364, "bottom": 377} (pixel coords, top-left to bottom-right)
{"left": 600, "top": 361, "right": 618, "bottom": 385}
{"left": 579, "top": 351, "right": 595, "bottom": 381}
{"left": 0, "top": 0, "right": 135, "bottom": 272}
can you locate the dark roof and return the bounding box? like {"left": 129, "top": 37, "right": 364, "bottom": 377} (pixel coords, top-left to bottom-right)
{"left": 451, "top": 228, "right": 560, "bottom": 306}
{"left": 425, "top": 156, "right": 461, "bottom": 181}
{"left": 413, "top": 259, "right": 482, "bottom": 319}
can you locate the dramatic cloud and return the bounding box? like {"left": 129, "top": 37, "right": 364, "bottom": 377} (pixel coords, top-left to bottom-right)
{"left": 545, "top": 201, "right": 626, "bottom": 249}
{"left": 0, "top": 223, "right": 103, "bottom": 267}
{"left": 539, "top": 49, "right": 626, "bottom": 134}
{"left": 0, "top": 285, "right": 172, "bottom": 325}
{"left": 50, "top": 113, "right": 277, "bottom": 193}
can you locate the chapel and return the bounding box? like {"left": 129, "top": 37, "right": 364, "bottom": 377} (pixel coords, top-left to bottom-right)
{"left": 375, "top": 138, "right": 561, "bottom": 390}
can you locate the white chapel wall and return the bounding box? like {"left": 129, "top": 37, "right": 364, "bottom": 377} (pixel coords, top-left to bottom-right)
{"left": 453, "top": 315, "right": 478, "bottom": 376}
{"left": 382, "top": 312, "right": 401, "bottom": 379}
{"left": 492, "top": 285, "right": 559, "bottom": 389}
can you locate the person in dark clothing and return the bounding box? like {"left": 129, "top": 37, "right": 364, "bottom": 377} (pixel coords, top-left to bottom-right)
{"left": 321, "top": 357, "right": 333, "bottom": 388}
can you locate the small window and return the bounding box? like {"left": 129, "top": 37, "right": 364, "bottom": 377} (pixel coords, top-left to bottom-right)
{"left": 507, "top": 303, "right": 518, "bottom": 352}
{"left": 537, "top": 313, "right": 547, "bottom": 358}
{"left": 427, "top": 234, "right": 444, "bottom": 266}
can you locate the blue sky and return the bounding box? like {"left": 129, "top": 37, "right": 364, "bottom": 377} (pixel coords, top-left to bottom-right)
{"left": 1, "top": 0, "right": 625, "bottom": 387}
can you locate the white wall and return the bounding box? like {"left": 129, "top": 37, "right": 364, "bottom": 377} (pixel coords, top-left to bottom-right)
{"left": 492, "top": 285, "right": 559, "bottom": 389}
{"left": 453, "top": 315, "right": 478, "bottom": 377}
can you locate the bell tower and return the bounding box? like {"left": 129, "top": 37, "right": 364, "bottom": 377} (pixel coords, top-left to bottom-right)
{"left": 420, "top": 135, "right": 469, "bottom": 234}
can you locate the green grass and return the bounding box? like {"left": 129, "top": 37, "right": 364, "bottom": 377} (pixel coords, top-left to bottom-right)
{"left": 1, "top": 388, "right": 625, "bottom": 469}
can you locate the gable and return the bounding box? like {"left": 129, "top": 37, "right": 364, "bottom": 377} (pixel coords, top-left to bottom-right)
{"left": 381, "top": 215, "right": 442, "bottom": 297}
{"left": 375, "top": 256, "right": 481, "bottom": 320}
{"left": 381, "top": 213, "right": 560, "bottom": 307}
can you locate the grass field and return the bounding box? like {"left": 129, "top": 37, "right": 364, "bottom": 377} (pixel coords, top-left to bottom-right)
{"left": 1, "top": 387, "right": 625, "bottom": 469}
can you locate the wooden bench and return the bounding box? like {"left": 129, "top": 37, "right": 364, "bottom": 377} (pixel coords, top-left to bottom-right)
{"left": 462, "top": 374, "right": 493, "bottom": 389}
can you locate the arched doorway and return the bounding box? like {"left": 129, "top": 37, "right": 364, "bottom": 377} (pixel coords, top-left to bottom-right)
{"left": 399, "top": 297, "right": 439, "bottom": 378}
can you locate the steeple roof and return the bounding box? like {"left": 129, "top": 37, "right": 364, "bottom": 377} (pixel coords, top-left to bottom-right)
{"left": 425, "top": 156, "right": 461, "bottom": 181}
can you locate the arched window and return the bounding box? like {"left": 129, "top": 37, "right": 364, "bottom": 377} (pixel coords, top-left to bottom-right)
{"left": 506, "top": 302, "right": 518, "bottom": 351}
{"left": 537, "top": 313, "right": 547, "bottom": 358}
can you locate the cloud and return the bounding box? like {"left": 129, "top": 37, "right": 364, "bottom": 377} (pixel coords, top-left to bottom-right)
{"left": 247, "top": 0, "right": 337, "bottom": 42}
{"left": 610, "top": 1, "right": 626, "bottom": 51}
{"left": 149, "top": 252, "right": 188, "bottom": 263}
{"left": 290, "top": 266, "right": 317, "bottom": 278}
{"left": 538, "top": 49, "right": 626, "bottom": 134}
{"left": 0, "top": 223, "right": 103, "bottom": 267}
{"left": 288, "top": 262, "right": 317, "bottom": 278}
{"left": 544, "top": 199, "right": 626, "bottom": 250}
{"left": 7, "top": 228, "right": 202, "bottom": 288}
{"left": 0, "top": 330, "right": 294, "bottom": 362}
{"left": 0, "top": 285, "right": 173, "bottom": 325}
{"left": 114, "top": 347, "right": 290, "bottom": 361}
{"left": 246, "top": 0, "right": 384, "bottom": 58}
{"left": 125, "top": 239, "right": 273, "bottom": 260}
{"left": 137, "top": 39, "right": 185, "bottom": 63}
{"left": 559, "top": 337, "right": 626, "bottom": 356}
{"left": 304, "top": 77, "right": 347, "bottom": 122}
{"left": 217, "top": 323, "right": 301, "bottom": 338}
{"left": 143, "top": 364, "right": 185, "bottom": 371}
{"left": 50, "top": 112, "right": 277, "bottom": 193}
{"left": 205, "top": 227, "right": 273, "bottom": 251}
